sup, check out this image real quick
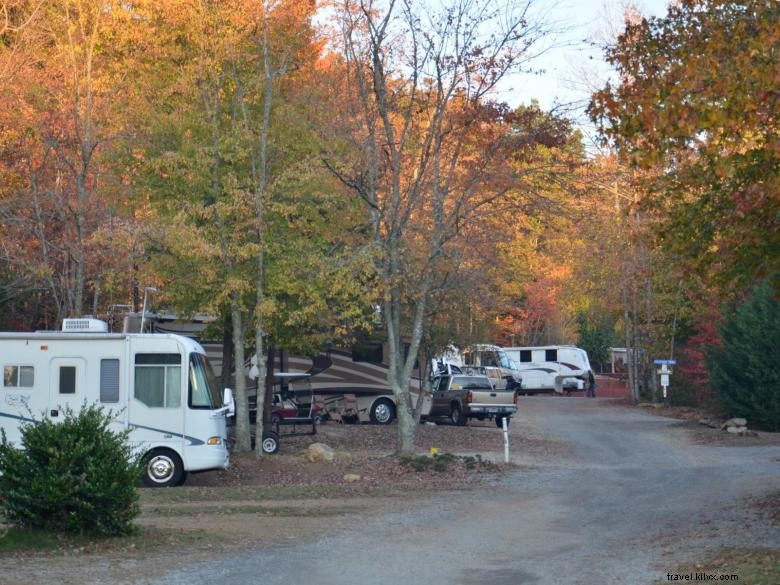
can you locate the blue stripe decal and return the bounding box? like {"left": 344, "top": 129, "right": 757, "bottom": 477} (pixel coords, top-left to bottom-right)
{"left": 0, "top": 410, "right": 37, "bottom": 424}
{"left": 0, "top": 411, "right": 204, "bottom": 447}
{"left": 129, "top": 423, "right": 205, "bottom": 446}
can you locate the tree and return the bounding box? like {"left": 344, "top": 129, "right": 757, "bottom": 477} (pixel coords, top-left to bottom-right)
{"left": 707, "top": 280, "right": 780, "bottom": 431}
{"left": 131, "top": 1, "right": 370, "bottom": 454}
{"left": 0, "top": 0, "right": 142, "bottom": 323}
{"left": 589, "top": 0, "right": 779, "bottom": 294}
{"left": 323, "top": 0, "right": 555, "bottom": 454}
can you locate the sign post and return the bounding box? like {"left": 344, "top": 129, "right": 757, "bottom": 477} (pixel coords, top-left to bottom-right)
{"left": 502, "top": 416, "right": 509, "bottom": 463}
{"left": 653, "top": 359, "right": 677, "bottom": 401}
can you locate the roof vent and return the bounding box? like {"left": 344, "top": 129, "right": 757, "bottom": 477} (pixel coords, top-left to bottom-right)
{"left": 62, "top": 318, "right": 109, "bottom": 333}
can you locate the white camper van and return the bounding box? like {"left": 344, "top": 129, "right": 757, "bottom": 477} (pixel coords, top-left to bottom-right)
{"left": 0, "top": 318, "right": 234, "bottom": 487}
{"left": 504, "top": 345, "right": 591, "bottom": 394}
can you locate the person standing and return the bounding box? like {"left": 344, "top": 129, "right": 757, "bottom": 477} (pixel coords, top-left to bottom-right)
{"left": 586, "top": 370, "right": 596, "bottom": 398}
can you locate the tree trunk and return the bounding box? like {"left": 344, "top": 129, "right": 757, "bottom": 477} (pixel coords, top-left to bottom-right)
{"left": 231, "top": 299, "right": 251, "bottom": 453}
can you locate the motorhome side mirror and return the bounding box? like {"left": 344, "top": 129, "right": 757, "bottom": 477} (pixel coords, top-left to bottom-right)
{"left": 223, "top": 387, "right": 235, "bottom": 417}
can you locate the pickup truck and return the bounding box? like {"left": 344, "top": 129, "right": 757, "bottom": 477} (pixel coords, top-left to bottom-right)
{"left": 424, "top": 373, "right": 517, "bottom": 427}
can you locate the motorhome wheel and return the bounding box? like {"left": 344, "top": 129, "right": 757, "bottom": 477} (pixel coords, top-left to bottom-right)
{"left": 142, "top": 449, "right": 185, "bottom": 488}
{"left": 370, "top": 399, "right": 396, "bottom": 424}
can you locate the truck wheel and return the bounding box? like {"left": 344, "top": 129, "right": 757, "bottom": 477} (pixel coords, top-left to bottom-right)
{"left": 261, "top": 430, "right": 280, "bottom": 454}
{"left": 450, "top": 404, "right": 467, "bottom": 426}
{"left": 495, "top": 416, "right": 511, "bottom": 429}
{"left": 370, "top": 399, "right": 396, "bottom": 424}
{"left": 142, "top": 449, "right": 185, "bottom": 488}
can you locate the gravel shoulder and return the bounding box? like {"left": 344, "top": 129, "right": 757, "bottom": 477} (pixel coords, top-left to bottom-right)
{"left": 3, "top": 399, "right": 778, "bottom": 585}
{"left": 1, "top": 419, "right": 550, "bottom": 585}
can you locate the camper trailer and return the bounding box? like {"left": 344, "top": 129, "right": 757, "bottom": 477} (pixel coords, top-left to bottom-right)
{"left": 0, "top": 318, "right": 234, "bottom": 487}
{"left": 504, "top": 345, "right": 591, "bottom": 394}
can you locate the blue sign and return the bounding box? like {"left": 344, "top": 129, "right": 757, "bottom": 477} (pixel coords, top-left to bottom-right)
{"left": 653, "top": 359, "right": 677, "bottom": 365}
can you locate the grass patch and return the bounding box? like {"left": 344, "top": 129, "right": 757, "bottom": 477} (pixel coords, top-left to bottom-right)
{"left": 0, "top": 527, "right": 62, "bottom": 553}
{"left": 664, "top": 548, "right": 780, "bottom": 583}
{"left": 138, "top": 484, "right": 367, "bottom": 505}
{"left": 142, "top": 504, "right": 353, "bottom": 518}
{"left": 0, "top": 525, "right": 208, "bottom": 556}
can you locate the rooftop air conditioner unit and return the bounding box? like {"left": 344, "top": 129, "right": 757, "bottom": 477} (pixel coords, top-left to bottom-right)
{"left": 62, "top": 318, "right": 109, "bottom": 333}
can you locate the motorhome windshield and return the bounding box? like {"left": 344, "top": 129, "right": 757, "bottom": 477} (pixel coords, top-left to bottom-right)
{"left": 189, "top": 353, "right": 222, "bottom": 409}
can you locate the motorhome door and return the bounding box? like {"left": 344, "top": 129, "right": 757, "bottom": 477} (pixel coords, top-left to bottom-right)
{"left": 49, "top": 357, "right": 87, "bottom": 421}
{"left": 128, "top": 348, "right": 185, "bottom": 452}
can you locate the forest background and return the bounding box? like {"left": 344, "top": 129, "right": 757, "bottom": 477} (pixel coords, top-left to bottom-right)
{"left": 0, "top": 0, "right": 776, "bottom": 450}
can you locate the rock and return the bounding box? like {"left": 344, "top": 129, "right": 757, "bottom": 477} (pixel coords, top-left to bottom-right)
{"left": 305, "top": 442, "right": 335, "bottom": 462}
{"left": 726, "top": 426, "right": 749, "bottom": 435}
{"left": 699, "top": 418, "right": 720, "bottom": 429}
{"left": 343, "top": 473, "right": 361, "bottom": 482}
{"left": 721, "top": 417, "right": 747, "bottom": 429}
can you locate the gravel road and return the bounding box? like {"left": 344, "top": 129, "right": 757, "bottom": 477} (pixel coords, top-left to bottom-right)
{"left": 142, "top": 397, "right": 780, "bottom": 585}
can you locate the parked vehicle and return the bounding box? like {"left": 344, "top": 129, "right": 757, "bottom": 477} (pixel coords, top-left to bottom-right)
{"left": 129, "top": 313, "right": 420, "bottom": 425}
{"left": 503, "top": 345, "right": 592, "bottom": 394}
{"left": 0, "top": 318, "right": 235, "bottom": 487}
{"left": 423, "top": 373, "right": 517, "bottom": 427}
{"left": 460, "top": 344, "right": 523, "bottom": 391}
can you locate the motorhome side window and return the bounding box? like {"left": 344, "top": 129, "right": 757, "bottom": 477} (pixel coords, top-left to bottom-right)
{"left": 545, "top": 349, "right": 558, "bottom": 362}
{"left": 519, "top": 350, "right": 532, "bottom": 362}
{"left": 134, "top": 353, "right": 181, "bottom": 408}
{"left": 3, "top": 365, "right": 34, "bottom": 387}
{"left": 352, "top": 342, "right": 383, "bottom": 364}
{"left": 100, "top": 359, "right": 120, "bottom": 403}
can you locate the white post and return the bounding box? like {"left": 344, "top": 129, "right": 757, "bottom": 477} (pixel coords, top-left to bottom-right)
{"left": 502, "top": 416, "right": 509, "bottom": 463}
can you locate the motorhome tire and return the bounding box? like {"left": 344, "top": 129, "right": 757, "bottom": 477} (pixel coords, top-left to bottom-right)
{"left": 450, "top": 404, "right": 467, "bottom": 426}
{"left": 142, "top": 449, "right": 185, "bottom": 488}
{"left": 261, "top": 431, "right": 280, "bottom": 454}
{"left": 370, "top": 399, "right": 396, "bottom": 424}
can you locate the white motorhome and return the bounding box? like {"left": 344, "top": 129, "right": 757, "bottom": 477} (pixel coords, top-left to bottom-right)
{"left": 0, "top": 318, "right": 234, "bottom": 487}
{"left": 504, "top": 345, "right": 591, "bottom": 394}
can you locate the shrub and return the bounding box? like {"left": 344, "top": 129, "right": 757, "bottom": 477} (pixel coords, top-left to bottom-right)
{"left": 0, "top": 403, "right": 142, "bottom": 536}
{"left": 707, "top": 280, "right": 780, "bottom": 431}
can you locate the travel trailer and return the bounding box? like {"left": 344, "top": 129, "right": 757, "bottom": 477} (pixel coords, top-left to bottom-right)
{"left": 503, "top": 345, "right": 592, "bottom": 394}
{"left": 0, "top": 318, "right": 234, "bottom": 487}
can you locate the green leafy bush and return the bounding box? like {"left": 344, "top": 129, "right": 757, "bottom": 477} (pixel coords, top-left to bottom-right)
{"left": 707, "top": 280, "right": 780, "bottom": 431}
{"left": 0, "top": 403, "right": 142, "bottom": 536}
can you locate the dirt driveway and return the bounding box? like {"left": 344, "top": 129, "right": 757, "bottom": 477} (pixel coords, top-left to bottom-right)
{"left": 3, "top": 398, "right": 779, "bottom": 585}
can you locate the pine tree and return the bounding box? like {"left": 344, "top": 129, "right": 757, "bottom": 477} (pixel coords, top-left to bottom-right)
{"left": 707, "top": 280, "right": 780, "bottom": 431}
